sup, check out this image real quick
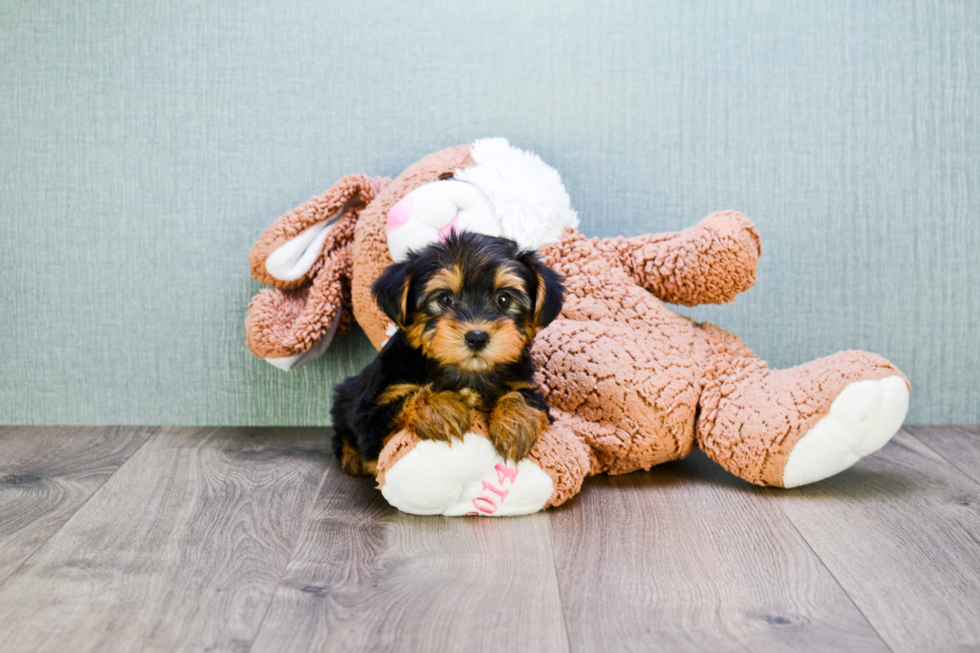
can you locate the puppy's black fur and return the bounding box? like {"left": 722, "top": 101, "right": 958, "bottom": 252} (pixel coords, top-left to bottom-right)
{"left": 330, "top": 231, "right": 564, "bottom": 475}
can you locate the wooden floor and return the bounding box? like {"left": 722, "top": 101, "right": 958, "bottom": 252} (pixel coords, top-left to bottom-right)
{"left": 1, "top": 426, "right": 979, "bottom": 652}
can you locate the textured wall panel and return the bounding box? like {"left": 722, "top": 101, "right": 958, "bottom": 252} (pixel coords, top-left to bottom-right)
{"left": 1, "top": 0, "right": 977, "bottom": 425}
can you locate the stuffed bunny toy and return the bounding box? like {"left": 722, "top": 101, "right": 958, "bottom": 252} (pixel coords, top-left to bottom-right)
{"left": 247, "top": 138, "right": 909, "bottom": 516}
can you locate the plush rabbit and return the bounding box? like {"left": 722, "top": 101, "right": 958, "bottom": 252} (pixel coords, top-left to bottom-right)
{"left": 247, "top": 138, "right": 909, "bottom": 516}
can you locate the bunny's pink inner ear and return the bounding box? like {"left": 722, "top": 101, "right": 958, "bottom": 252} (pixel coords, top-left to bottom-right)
{"left": 265, "top": 215, "right": 339, "bottom": 282}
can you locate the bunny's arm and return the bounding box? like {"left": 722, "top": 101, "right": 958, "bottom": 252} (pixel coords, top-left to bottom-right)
{"left": 594, "top": 211, "right": 761, "bottom": 306}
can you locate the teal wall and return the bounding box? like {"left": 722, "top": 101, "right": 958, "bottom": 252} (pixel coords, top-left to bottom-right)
{"left": 1, "top": 0, "right": 977, "bottom": 425}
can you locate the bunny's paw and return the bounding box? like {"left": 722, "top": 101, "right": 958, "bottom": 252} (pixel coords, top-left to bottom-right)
{"left": 379, "top": 432, "right": 553, "bottom": 516}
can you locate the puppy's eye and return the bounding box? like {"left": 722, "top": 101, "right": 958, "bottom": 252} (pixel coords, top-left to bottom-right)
{"left": 495, "top": 293, "right": 511, "bottom": 310}
{"left": 438, "top": 293, "right": 456, "bottom": 308}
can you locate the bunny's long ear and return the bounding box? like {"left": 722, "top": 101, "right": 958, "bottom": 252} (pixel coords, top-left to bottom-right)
{"left": 245, "top": 174, "right": 389, "bottom": 370}
{"left": 249, "top": 174, "right": 389, "bottom": 289}
{"left": 245, "top": 246, "right": 353, "bottom": 369}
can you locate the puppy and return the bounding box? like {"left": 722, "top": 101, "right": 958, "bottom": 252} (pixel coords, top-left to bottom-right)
{"left": 330, "top": 231, "right": 564, "bottom": 477}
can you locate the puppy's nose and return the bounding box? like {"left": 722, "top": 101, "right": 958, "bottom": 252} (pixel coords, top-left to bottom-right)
{"left": 464, "top": 330, "right": 489, "bottom": 351}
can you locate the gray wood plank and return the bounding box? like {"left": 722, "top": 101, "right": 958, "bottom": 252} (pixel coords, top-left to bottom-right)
{"left": 550, "top": 451, "right": 889, "bottom": 653}
{"left": 250, "top": 459, "right": 569, "bottom": 653}
{"left": 0, "top": 425, "right": 154, "bottom": 586}
{"left": 0, "top": 426, "right": 332, "bottom": 653}
{"left": 906, "top": 425, "right": 980, "bottom": 486}
{"left": 772, "top": 430, "right": 980, "bottom": 653}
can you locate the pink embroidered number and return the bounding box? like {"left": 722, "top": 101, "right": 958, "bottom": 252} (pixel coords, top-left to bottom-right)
{"left": 466, "top": 464, "right": 519, "bottom": 515}
{"left": 495, "top": 463, "right": 518, "bottom": 484}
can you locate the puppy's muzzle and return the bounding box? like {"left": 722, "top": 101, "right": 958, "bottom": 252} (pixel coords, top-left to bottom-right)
{"left": 464, "top": 330, "right": 489, "bottom": 351}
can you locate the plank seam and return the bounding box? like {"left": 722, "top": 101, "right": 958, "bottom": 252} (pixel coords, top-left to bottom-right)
{"left": 247, "top": 460, "right": 335, "bottom": 653}
{"left": 0, "top": 425, "right": 163, "bottom": 592}
{"left": 546, "top": 514, "right": 575, "bottom": 653}
{"left": 905, "top": 426, "right": 980, "bottom": 488}
{"left": 764, "top": 485, "right": 896, "bottom": 653}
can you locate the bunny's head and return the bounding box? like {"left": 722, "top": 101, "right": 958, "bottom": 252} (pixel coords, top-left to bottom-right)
{"left": 246, "top": 138, "right": 578, "bottom": 370}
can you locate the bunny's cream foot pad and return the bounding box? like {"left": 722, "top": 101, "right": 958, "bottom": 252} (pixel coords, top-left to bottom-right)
{"left": 379, "top": 433, "right": 553, "bottom": 516}
{"left": 782, "top": 376, "right": 909, "bottom": 488}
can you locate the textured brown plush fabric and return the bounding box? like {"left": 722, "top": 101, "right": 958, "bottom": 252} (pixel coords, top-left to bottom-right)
{"left": 246, "top": 143, "right": 909, "bottom": 508}
{"left": 246, "top": 175, "right": 388, "bottom": 358}
{"left": 246, "top": 254, "right": 350, "bottom": 359}
{"left": 696, "top": 328, "right": 903, "bottom": 486}
{"left": 530, "top": 227, "right": 906, "bottom": 492}
{"left": 595, "top": 210, "right": 762, "bottom": 306}
{"left": 250, "top": 175, "right": 387, "bottom": 289}
{"left": 533, "top": 410, "right": 597, "bottom": 508}
{"left": 375, "top": 428, "right": 420, "bottom": 489}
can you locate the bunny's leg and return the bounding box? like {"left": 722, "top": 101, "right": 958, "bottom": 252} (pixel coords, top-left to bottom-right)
{"left": 532, "top": 319, "right": 702, "bottom": 475}
{"left": 696, "top": 325, "right": 909, "bottom": 488}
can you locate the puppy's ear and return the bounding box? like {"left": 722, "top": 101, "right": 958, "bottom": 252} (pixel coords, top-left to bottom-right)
{"left": 372, "top": 262, "right": 412, "bottom": 326}
{"left": 519, "top": 251, "right": 565, "bottom": 328}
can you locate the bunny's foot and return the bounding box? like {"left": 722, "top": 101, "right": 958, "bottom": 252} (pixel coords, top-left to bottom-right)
{"left": 375, "top": 410, "right": 593, "bottom": 516}
{"left": 781, "top": 375, "right": 908, "bottom": 487}
{"left": 697, "top": 330, "right": 909, "bottom": 488}
{"left": 378, "top": 430, "right": 554, "bottom": 516}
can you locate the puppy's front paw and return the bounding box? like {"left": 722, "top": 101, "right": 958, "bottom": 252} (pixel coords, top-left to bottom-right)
{"left": 488, "top": 392, "right": 548, "bottom": 462}
{"left": 399, "top": 386, "right": 471, "bottom": 444}
{"left": 339, "top": 442, "right": 375, "bottom": 478}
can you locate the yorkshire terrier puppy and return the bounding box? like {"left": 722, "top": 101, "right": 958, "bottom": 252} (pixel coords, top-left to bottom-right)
{"left": 330, "top": 231, "right": 565, "bottom": 477}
